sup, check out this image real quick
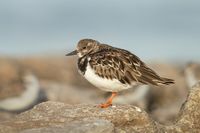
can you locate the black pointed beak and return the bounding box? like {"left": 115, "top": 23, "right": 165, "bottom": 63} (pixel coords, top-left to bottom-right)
{"left": 65, "top": 50, "right": 77, "bottom": 56}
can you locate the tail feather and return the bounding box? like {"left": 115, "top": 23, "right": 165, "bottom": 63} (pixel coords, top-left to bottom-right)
{"left": 157, "top": 77, "right": 175, "bottom": 85}
{"left": 137, "top": 65, "right": 175, "bottom": 86}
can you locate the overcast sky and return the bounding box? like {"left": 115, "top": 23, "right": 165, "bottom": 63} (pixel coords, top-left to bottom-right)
{"left": 0, "top": 0, "right": 200, "bottom": 61}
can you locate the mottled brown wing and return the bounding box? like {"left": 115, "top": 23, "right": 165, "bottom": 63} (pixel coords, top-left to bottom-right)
{"left": 0, "top": 79, "right": 25, "bottom": 100}
{"left": 89, "top": 48, "right": 173, "bottom": 85}
{"left": 89, "top": 49, "right": 148, "bottom": 85}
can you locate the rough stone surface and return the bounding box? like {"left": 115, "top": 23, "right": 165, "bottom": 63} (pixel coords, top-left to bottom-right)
{"left": 20, "top": 119, "right": 114, "bottom": 133}
{"left": 162, "top": 82, "right": 200, "bottom": 133}
{"left": 0, "top": 83, "right": 200, "bottom": 133}
{"left": 169, "top": 83, "right": 200, "bottom": 132}
{"left": 0, "top": 102, "right": 157, "bottom": 133}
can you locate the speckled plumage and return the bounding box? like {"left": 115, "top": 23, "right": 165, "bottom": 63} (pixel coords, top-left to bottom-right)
{"left": 66, "top": 39, "right": 174, "bottom": 107}
{"left": 74, "top": 39, "right": 174, "bottom": 87}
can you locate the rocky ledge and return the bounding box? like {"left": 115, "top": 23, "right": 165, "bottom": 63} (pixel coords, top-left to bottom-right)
{"left": 1, "top": 83, "right": 200, "bottom": 133}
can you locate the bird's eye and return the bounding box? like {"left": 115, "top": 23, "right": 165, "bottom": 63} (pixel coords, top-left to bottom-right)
{"left": 83, "top": 46, "right": 86, "bottom": 49}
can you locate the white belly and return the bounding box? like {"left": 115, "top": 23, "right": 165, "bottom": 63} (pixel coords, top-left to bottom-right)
{"left": 83, "top": 64, "right": 133, "bottom": 92}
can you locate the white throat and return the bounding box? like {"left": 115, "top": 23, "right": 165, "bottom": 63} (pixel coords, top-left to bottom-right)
{"left": 77, "top": 52, "right": 83, "bottom": 57}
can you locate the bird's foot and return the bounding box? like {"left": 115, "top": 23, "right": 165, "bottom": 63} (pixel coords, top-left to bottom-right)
{"left": 98, "top": 102, "right": 112, "bottom": 108}
{"left": 97, "top": 92, "right": 117, "bottom": 108}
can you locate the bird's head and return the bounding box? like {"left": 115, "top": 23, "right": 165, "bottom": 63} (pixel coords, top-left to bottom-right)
{"left": 66, "top": 39, "right": 100, "bottom": 57}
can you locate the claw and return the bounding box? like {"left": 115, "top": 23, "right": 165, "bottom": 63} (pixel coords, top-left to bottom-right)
{"left": 99, "top": 103, "right": 112, "bottom": 108}
{"left": 97, "top": 92, "right": 117, "bottom": 108}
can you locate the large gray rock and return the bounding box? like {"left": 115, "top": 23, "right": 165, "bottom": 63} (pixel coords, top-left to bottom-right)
{"left": 20, "top": 119, "right": 114, "bottom": 133}
{"left": 1, "top": 82, "right": 200, "bottom": 133}
{"left": 0, "top": 102, "right": 157, "bottom": 133}
{"left": 166, "top": 83, "right": 200, "bottom": 132}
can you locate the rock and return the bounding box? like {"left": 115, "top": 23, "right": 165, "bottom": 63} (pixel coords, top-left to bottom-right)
{"left": 20, "top": 119, "right": 114, "bottom": 133}
{"left": 147, "top": 63, "right": 188, "bottom": 124}
{"left": 1, "top": 82, "right": 200, "bottom": 133}
{"left": 184, "top": 62, "right": 200, "bottom": 88}
{"left": 0, "top": 102, "right": 158, "bottom": 133}
{"left": 171, "top": 82, "right": 200, "bottom": 132}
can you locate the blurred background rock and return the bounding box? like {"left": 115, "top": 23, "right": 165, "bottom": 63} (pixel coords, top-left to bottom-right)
{"left": 0, "top": 0, "right": 200, "bottom": 125}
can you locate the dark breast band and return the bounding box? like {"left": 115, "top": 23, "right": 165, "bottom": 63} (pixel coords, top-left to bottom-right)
{"left": 77, "top": 56, "right": 88, "bottom": 75}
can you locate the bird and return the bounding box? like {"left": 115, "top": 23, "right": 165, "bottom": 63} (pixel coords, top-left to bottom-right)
{"left": 66, "top": 39, "right": 174, "bottom": 108}
{"left": 0, "top": 60, "right": 47, "bottom": 112}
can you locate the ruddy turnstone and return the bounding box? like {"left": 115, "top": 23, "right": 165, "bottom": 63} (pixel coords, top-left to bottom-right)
{"left": 0, "top": 60, "right": 47, "bottom": 112}
{"left": 66, "top": 39, "right": 174, "bottom": 108}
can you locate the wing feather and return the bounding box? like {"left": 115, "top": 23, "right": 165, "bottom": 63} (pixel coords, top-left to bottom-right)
{"left": 88, "top": 47, "right": 173, "bottom": 85}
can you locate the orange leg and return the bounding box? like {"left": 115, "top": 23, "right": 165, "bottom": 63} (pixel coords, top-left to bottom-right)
{"left": 99, "top": 92, "right": 117, "bottom": 108}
